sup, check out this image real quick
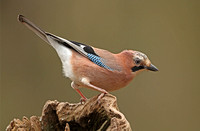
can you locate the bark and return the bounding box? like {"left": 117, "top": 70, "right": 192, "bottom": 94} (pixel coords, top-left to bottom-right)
{"left": 6, "top": 94, "right": 132, "bottom": 131}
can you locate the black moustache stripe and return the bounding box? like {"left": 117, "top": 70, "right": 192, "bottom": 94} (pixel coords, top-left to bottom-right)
{"left": 131, "top": 66, "right": 144, "bottom": 72}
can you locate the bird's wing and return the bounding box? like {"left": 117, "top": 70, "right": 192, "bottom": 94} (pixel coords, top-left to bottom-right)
{"left": 46, "top": 33, "right": 114, "bottom": 71}
{"left": 18, "top": 15, "right": 113, "bottom": 71}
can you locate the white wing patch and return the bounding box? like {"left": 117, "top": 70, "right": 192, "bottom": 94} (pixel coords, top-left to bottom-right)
{"left": 80, "top": 45, "right": 86, "bottom": 48}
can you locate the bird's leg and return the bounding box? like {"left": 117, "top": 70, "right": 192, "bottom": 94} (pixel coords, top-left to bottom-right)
{"left": 81, "top": 78, "right": 108, "bottom": 100}
{"left": 71, "top": 82, "right": 87, "bottom": 102}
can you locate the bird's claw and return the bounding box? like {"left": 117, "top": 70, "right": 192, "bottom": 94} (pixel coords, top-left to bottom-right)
{"left": 80, "top": 97, "right": 87, "bottom": 104}
{"left": 97, "top": 92, "right": 108, "bottom": 103}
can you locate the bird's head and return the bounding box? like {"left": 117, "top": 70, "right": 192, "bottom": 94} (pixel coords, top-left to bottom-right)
{"left": 130, "top": 51, "right": 158, "bottom": 73}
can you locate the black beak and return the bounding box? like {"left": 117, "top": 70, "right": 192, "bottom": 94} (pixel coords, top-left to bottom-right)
{"left": 145, "top": 64, "right": 158, "bottom": 71}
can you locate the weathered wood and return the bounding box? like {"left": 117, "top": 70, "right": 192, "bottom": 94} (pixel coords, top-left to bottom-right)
{"left": 6, "top": 94, "right": 132, "bottom": 131}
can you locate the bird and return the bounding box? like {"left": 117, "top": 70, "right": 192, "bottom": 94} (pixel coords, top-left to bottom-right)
{"left": 18, "top": 15, "right": 158, "bottom": 100}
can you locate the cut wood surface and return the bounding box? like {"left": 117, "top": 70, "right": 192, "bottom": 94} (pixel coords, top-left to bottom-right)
{"left": 6, "top": 94, "right": 132, "bottom": 131}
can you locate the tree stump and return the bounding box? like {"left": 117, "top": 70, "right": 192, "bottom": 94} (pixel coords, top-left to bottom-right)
{"left": 6, "top": 94, "right": 132, "bottom": 131}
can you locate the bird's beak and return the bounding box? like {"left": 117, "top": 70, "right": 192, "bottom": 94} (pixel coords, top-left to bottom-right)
{"left": 145, "top": 64, "right": 158, "bottom": 71}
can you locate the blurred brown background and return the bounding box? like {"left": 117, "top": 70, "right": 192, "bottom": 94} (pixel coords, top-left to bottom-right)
{"left": 1, "top": 0, "right": 200, "bottom": 130}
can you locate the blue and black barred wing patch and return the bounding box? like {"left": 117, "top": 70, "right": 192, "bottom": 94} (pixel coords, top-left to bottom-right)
{"left": 87, "top": 53, "right": 113, "bottom": 71}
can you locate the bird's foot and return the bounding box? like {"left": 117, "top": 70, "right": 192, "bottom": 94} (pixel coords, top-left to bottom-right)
{"left": 97, "top": 91, "right": 108, "bottom": 103}
{"left": 80, "top": 97, "right": 87, "bottom": 104}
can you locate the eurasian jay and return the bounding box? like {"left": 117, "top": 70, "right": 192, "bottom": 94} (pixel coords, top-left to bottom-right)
{"left": 18, "top": 15, "right": 158, "bottom": 100}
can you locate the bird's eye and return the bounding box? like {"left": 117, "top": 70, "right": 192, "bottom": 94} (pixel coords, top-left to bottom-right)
{"left": 135, "top": 59, "right": 141, "bottom": 65}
